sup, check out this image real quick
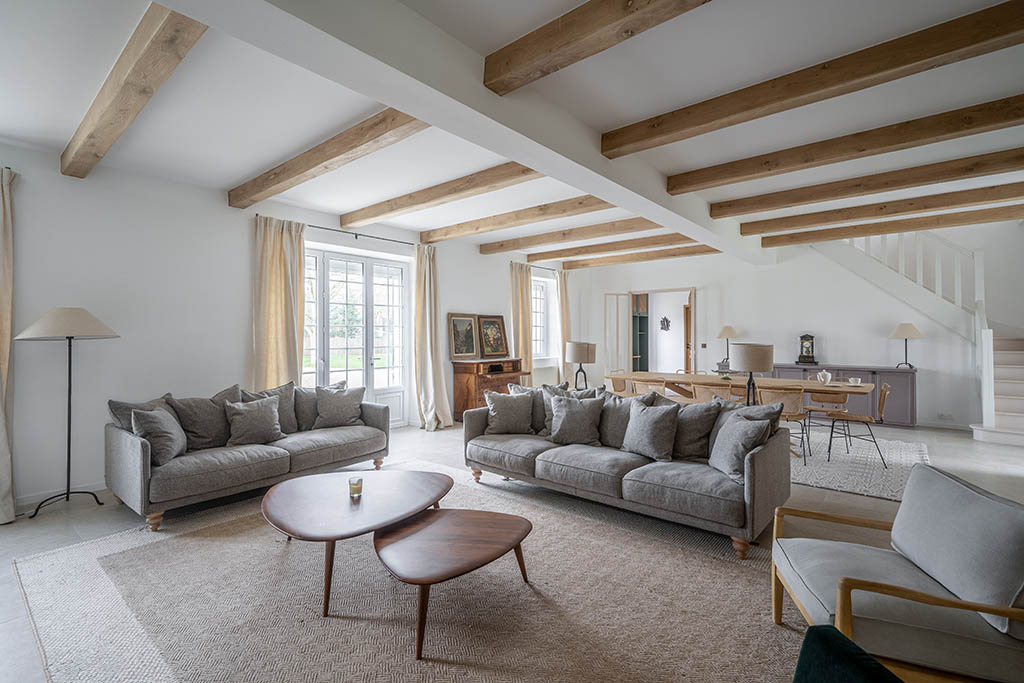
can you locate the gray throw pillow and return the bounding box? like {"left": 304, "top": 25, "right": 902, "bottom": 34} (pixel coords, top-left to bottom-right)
{"left": 599, "top": 392, "right": 657, "bottom": 449}
{"left": 295, "top": 381, "right": 346, "bottom": 431}
{"left": 484, "top": 390, "right": 534, "bottom": 435}
{"left": 541, "top": 384, "right": 604, "bottom": 434}
{"left": 130, "top": 408, "right": 187, "bottom": 467}
{"left": 225, "top": 396, "right": 285, "bottom": 446}
{"left": 709, "top": 417, "right": 771, "bottom": 484}
{"left": 508, "top": 383, "right": 550, "bottom": 435}
{"left": 708, "top": 398, "right": 783, "bottom": 454}
{"left": 621, "top": 401, "right": 679, "bottom": 461}
{"left": 242, "top": 381, "right": 298, "bottom": 434}
{"left": 673, "top": 402, "right": 722, "bottom": 459}
{"left": 109, "top": 394, "right": 174, "bottom": 430}
{"left": 312, "top": 385, "right": 365, "bottom": 429}
{"left": 165, "top": 385, "right": 242, "bottom": 452}
{"left": 549, "top": 396, "right": 604, "bottom": 445}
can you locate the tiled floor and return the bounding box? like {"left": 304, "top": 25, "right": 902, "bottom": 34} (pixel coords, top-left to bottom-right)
{"left": 2, "top": 423, "right": 1022, "bottom": 682}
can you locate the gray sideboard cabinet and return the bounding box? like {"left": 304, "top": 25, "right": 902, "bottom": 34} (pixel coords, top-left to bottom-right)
{"left": 771, "top": 364, "right": 917, "bottom": 427}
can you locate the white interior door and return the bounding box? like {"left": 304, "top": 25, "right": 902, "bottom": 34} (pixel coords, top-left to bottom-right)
{"left": 603, "top": 293, "right": 630, "bottom": 372}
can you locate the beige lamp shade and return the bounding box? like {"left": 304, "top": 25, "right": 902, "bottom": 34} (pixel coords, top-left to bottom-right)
{"left": 14, "top": 307, "right": 119, "bottom": 341}
{"left": 889, "top": 323, "right": 923, "bottom": 340}
{"left": 730, "top": 343, "right": 774, "bottom": 373}
{"left": 565, "top": 341, "right": 596, "bottom": 364}
{"left": 717, "top": 325, "right": 738, "bottom": 339}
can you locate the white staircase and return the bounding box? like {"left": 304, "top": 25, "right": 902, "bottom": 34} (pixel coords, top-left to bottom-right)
{"left": 974, "top": 339, "right": 1024, "bottom": 446}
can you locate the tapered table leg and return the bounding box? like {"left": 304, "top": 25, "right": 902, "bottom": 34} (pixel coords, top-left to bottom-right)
{"left": 432, "top": 502, "right": 440, "bottom": 509}
{"left": 322, "top": 540, "right": 336, "bottom": 617}
{"left": 513, "top": 544, "right": 529, "bottom": 583}
{"left": 416, "top": 584, "right": 430, "bottom": 660}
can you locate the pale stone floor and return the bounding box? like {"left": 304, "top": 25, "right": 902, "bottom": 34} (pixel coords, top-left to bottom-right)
{"left": 2, "top": 423, "right": 1022, "bottom": 682}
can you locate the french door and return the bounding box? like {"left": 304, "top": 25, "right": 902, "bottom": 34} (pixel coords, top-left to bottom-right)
{"left": 303, "top": 250, "right": 409, "bottom": 425}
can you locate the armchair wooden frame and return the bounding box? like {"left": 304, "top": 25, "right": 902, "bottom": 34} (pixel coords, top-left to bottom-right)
{"left": 772, "top": 506, "right": 1022, "bottom": 682}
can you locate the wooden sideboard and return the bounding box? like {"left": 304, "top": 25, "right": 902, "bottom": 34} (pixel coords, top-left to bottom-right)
{"left": 452, "top": 358, "right": 529, "bottom": 421}
{"left": 771, "top": 363, "right": 917, "bottom": 426}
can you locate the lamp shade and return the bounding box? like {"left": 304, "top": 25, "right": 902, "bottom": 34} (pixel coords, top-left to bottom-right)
{"left": 889, "top": 323, "right": 923, "bottom": 340}
{"left": 565, "top": 341, "right": 596, "bottom": 364}
{"left": 14, "top": 307, "right": 118, "bottom": 341}
{"left": 730, "top": 343, "right": 774, "bottom": 373}
{"left": 717, "top": 325, "right": 738, "bottom": 339}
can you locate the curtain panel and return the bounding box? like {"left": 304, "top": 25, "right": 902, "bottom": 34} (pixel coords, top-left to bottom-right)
{"left": 557, "top": 270, "right": 571, "bottom": 383}
{"left": 253, "top": 215, "right": 305, "bottom": 391}
{"left": 509, "top": 262, "right": 533, "bottom": 377}
{"left": 414, "top": 245, "right": 453, "bottom": 431}
{"left": 1, "top": 167, "right": 17, "bottom": 523}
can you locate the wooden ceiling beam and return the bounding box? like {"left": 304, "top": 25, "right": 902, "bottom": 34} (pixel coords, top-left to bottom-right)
{"left": 420, "top": 195, "right": 614, "bottom": 244}
{"left": 710, "top": 147, "right": 1024, "bottom": 218}
{"left": 561, "top": 244, "right": 718, "bottom": 269}
{"left": 667, "top": 94, "right": 1024, "bottom": 194}
{"left": 339, "top": 162, "right": 541, "bottom": 228}
{"left": 527, "top": 233, "right": 694, "bottom": 262}
{"left": 484, "top": 0, "right": 711, "bottom": 96}
{"left": 602, "top": 1, "right": 1024, "bottom": 158}
{"left": 60, "top": 3, "right": 207, "bottom": 178}
{"left": 228, "top": 108, "right": 428, "bottom": 209}
{"left": 478, "top": 217, "right": 661, "bottom": 254}
{"left": 741, "top": 182, "right": 1024, "bottom": 235}
{"left": 760, "top": 204, "right": 1024, "bottom": 248}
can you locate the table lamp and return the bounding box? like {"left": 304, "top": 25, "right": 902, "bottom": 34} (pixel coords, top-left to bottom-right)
{"left": 565, "top": 341, "right": 596, "bottom": 390}
{"left": 717, "top": 325, "right": 738, "bottom": 372}
{"left": 730, "top": 343, "right": 774, "bottom": 405}
{"left": 889, "top": 323, "right": 923, "bottom": 369}
{"left": 15, "top": 307, "right": 119, "bottom": 517}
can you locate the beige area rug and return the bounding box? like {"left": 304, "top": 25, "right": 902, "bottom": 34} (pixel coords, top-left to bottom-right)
{"left": 15, "top": 462, "right": 805, "bottom": 682}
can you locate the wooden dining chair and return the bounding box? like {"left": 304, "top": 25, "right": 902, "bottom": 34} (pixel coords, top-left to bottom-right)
{"left": 692, "top": 382, "right": 731, "bottom": 402}
{"left": 632, "top": 380, "right": 666, "bottom": 396}
{"left": 807, "top": 391, "right": 851, "bottom": 452}
{"left": 758, "top": 386, "right": 811, "bottom": 465}
{"left": 608, "top": 369, "right": 630, "bottom": 394}
{"left": 825, "top": 384, "right": 891, "bottom": 469}
{"left": 664, "top": 381, "right": 694, "bottom": 399}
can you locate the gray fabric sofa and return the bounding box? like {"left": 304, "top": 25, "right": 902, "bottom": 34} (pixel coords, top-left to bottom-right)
{"left": 106, "top": 402, "right": 389, "bottom": 530}
{"left": 462, "top": 405, "right": 791, "bottom": 559}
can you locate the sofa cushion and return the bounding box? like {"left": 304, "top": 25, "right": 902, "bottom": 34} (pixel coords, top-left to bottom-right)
{"left": 272, "top": 425, "right": 386, "bottom": 472}
{"left": 773, "top": 537, "right": 1024, "bottom": 683}
{"left": 166, "top": 385, "right": 242, "bottom": 452}
{"left": 622, "top": 460, "right": 745, "bottom": 527}
{"left": 131, "top": 408, "right": 187, "bottom": 467}
{"left": 891, "top": 464, "right": 1024, "bottom": 639}
{"left": 313, "top": 386, "right": 365, "bottom": 429}
{"left": 484, "top": 390, "right": 534, "bottom": 434}
{"left": 465, "top": 434, "right": 558, "bottom": 477}
{"left": 541, "top": 384, "right": 603, "bottom": 433}
{"left": 709, "top": 417, "right": 771, "bottom": 484}
{"left": 598, "top": 391, "right": 656, "bottom": 449}
{"left": 709, "top": 398, "right": 782, "bottom": 452}
{"left": 242, "top": 381, "right": 298, "bottom": 434}
{"left": 535, "top": 444, "right": 650, "bottom": 498}
{"left": 294, "top": 381, "right": 345, "bottom": 431}
{"left": 149, "top": 443, "right": 289, "bottom": 503}
{"left": 621, "top": 401, "right": 679, "bottom": 461}
{"left": 225, "top": 396, "right": 284, "bottom": 446}
{"left": 509, "top": 383, "right": 562, "bottom": 436}
{"left": 672, "top": 401, "right": 721, "bottom": 459}
{"left": 109, "top": 394, "right": 175, "bottom": 431}
{"left": 550, "top": 396, "right": 603, "bottom": 445}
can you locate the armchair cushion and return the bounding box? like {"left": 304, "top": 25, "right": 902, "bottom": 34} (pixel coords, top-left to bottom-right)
{"left": 891, "top": 464, "right": 1024, "bottom": 639}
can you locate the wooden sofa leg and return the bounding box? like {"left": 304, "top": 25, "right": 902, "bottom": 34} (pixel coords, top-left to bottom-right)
{"left": 731, "top": 536, "right": 750, "bottom": 560}
{"left": 471, "top": 467, "right": 482, "bottom": 483}
{"left": 373, "top": 457, "right": 383, "bottom": 471}
{"left": 146, "top": 512, "right": 163, "bottom": 532}
{"left": 771, "top": 564, "right": 783, "bottom": 624}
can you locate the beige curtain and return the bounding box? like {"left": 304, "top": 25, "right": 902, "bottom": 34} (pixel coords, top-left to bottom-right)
{"left": 414, "top": 245, "right": 453, "bottom": 431}
{"left": 253, "top": 215, "right": 305, "bottom": 391}
{"left": 557, "top": 269, "right": 572, "bottom": 383}
{"left": 509, "top": 262, "right": 533, "bottom": 379}
{"left": 1, "top": 168, "right": 16, "bottom": 524}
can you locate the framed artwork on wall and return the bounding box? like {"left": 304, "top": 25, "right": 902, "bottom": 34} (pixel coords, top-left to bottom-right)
{"left": 477, "top": 315, "right": 509, "bottom": 358}
{"left": 448, "top": 313, "right": 479, "bottom": 360}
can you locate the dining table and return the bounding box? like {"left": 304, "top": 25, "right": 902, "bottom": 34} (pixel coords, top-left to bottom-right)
{"left": 606, "top": 371, "right": 874, "bottom": 400}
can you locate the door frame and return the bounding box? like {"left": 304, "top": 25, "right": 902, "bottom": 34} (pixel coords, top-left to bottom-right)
{"left": 627, "top": 287, "right": 697, "bottom": 374}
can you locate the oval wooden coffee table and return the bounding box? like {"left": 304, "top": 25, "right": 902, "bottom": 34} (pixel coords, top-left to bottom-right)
{"left": 261, "top": 471, "right": 454, "bottom": 617}
{"left": 373, "top": 508, "right": 533, "bottom": 659}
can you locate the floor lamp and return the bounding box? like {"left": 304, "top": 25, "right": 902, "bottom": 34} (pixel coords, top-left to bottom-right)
{"left": 15, "top": 307, "right": 119, "bottom": 518}
{"left": 729, "top": 343, "right": 774, "bottom": 405}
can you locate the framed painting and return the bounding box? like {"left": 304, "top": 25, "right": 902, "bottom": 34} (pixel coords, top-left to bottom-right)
{"left": 448, "top": 313, "right": 479, "bottom": 360}
{"left": 477, "top": 315, "right": 509, "bottom": 358}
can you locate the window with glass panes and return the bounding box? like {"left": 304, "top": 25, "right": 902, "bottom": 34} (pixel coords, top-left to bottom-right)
{"left": 302, "top": 254, "right": 319, "bottom": 388}
{"left": 372, "top": 264, "right": 404, "bottom": 389}
{"left": 328, "top": 258, "right": 365, "bottom": 388}
{"left": 531, "top": 279, "right": 547, "bottom": 357}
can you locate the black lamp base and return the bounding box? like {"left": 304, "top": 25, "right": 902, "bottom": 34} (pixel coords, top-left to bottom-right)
{"left": 745, "top": 371, "right": 758, "bottom": 406}
{"left": 29, "top": 490, "right": 103, "bottom": 519}
{"left": 574, "top": 364, "right": 588, "bottom": 390}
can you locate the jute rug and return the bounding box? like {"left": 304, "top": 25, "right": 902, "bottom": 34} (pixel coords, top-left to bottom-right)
{"left": 791, "top": 430, "right": 929, "bottom": 501}
{"left": 15, "top": 461, "right": 805, "bottom": 683}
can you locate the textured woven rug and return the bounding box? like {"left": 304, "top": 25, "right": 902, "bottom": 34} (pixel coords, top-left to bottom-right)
{"left": 14, "top": 461, "right": 804, "bottom": 683}
{"left": 791, "top": 429, "right": 930, "bottom": 501}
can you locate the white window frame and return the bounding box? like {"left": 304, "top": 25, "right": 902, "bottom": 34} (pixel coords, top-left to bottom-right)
{"left": 531, "top": 279, "right": 547, "bottom": 357}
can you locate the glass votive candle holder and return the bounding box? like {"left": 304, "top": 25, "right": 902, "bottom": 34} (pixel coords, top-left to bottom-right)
{"left": 349, "top": 476, "right": 363, "bottom": 499}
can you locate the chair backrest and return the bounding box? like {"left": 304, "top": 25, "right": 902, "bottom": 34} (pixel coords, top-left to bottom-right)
{"left": 757, "top": 387, "right": 805, "bottom": 415}
{"left": 632, "top": 380, "right": 666, "bottom": 396}
{"left": 808, "top": 391, "right": 848, "bottom": 407}
{"left": 692, "top": 383, "right": 731, "bottom": 402}
{"left": 729, "top": 385, "right": 746, "bottom": 400}
{"left": 877, "top": 383, "right": 891, "bottom": 423}
{"left": 608, "top": 369, "right": 627, "bottom": 393}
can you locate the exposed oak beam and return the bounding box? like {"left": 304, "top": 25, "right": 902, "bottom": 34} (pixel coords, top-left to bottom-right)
{"left": 602, "top": 1, "right": 1024, "bottom": 158}
{"left": 742, "top": 182, "right": 1024, "bottom": 235}
{"left": 339, "top": 162, "right": 541, "bottom": 228}
{"left": 561, "top": 244, "right": 718, "bottom": 269}
{"left": 478, "top": 217, "right": 661, "bottom": 254}
{"left": 228, "top": 108, "right": 428, "bottom": 209}
{"left": 527, "top": 233, "right": 693, "bottom": 262}
{"left": 667, "top": 94, "right": 1024, "bottom": 194}
{"left": 419, "top": 195, "right": 614, "bottom": 243}
{"left": 485, "top": 0, "right": 711, "bottom": 96}
{"left": 710, "top": 147, "right": 1024, "bottom": 217}
{"left": 760, "top": 204, "right": 1024, "bottom": 247}
{"left": 61, "top": 3, "right": 206, "bottom": 178}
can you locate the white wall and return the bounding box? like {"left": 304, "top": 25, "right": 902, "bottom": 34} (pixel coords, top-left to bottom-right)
{"left": 647, "top": 290, "right": 688, "bottom": 372}
{"left": 569, "top": 248, "right": 978, "bottom": 429}
{"left": 1, "top": 140, "right": 419, "bottom": 505}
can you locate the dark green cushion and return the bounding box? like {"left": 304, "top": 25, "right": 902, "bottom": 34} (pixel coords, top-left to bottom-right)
{"left": 793, "top": 626, "right": 901, "bottom": 683}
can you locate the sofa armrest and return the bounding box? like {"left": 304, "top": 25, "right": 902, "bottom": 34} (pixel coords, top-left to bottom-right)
{"left": 463, "top": 407, "right": 488, "bottom": 453}
{"left": 742, "top": 427, "right": 791, "bottom": 541}
{"left": 104, "top": 423, "right": 150, "bottom": 515}
{"left": 360, "top": 402, "right": 390, "bottom": 452}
